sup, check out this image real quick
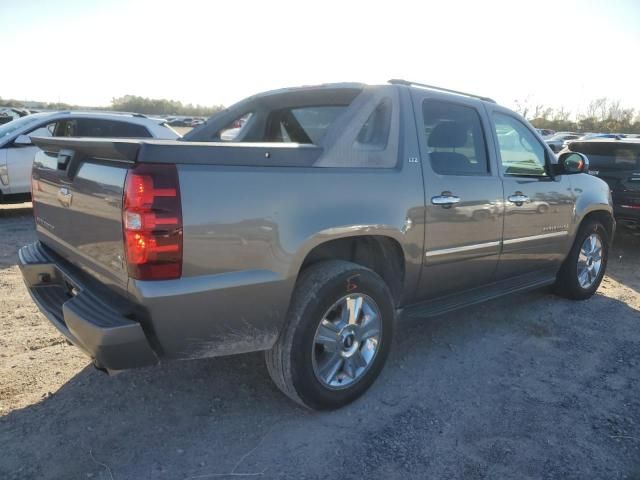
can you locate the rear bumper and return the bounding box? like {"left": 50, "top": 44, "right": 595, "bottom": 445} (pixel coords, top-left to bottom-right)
{"left": 18, "top": 242, "right": 158, "bottom": 370}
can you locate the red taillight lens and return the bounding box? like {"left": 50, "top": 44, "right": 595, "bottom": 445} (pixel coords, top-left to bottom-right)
{"left": 123, "top": 164, "right": 182, "bottom": 280}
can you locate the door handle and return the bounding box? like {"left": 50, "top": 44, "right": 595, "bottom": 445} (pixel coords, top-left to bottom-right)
{"left": 57, "top": 187, "right": 73, "bottom": 208}
{"left": 431, "top": 194, "right": 461, "bottom": 206}
{"left": 507, "top": 193, "right": 529, "bottom": 206}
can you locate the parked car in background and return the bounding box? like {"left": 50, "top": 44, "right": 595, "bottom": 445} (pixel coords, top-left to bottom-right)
{"left": 536, "top": 128, "right": 555, "bottom": 139}
{"left": 0, "top": 107, "right": 31, "bottom": 125}
{"left": 190, "top": 118, "right": 205, "bottom": 127}
{"left": 578, "top": 133, "right": 624, "bottom": 141}
{"left": 546, "top": 132, "right": 581, "bottom": 152}
{"left": 564, "top": 133, "right": 627, "bottom": 151}
{"left": 0, "top": 111, "right": 180, "bottom": 203}
{"left": 167, "top": 117, "right": 193, "bottom": 127}
{"left": 563, "top": 138, "right": 640, "bottom": 230}
{"left": 19, "top": 80, "right": 614, "bottom": 410}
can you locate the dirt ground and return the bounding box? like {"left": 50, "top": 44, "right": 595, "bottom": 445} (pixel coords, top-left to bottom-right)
{"left": 1, "top": 202, "right": 639, "bottom": 479}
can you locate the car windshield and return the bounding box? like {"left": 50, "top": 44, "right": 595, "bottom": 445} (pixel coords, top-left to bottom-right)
{"left": 0, "top": 113, "right": 50, "bottom": 139}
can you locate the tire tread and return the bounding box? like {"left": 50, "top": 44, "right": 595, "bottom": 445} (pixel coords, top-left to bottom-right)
{"left": 265, "top": 260, "right": 387, "bottom": 408}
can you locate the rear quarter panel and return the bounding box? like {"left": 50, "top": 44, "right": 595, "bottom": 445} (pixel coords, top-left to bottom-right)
{"left": 129, "top": 162, "right": 425, "bottom": 359}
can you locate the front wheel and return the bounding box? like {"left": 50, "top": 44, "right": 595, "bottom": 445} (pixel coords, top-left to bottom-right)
{"left": 554, "top": 219, "right": 609, "bottom": 300}
{"left": 265, "top": 260, "right": 395, "bottom": 410}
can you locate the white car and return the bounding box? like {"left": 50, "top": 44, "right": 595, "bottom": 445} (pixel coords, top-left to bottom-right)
{"left": 0, "top": 111, "right": 180, "bottom": 203}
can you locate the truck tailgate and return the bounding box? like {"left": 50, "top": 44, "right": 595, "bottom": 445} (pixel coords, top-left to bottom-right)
{"left": 30, "top": 138, "right": 140, "bottom": 294}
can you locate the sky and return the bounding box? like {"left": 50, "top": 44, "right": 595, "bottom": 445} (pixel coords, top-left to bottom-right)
{"left": 2, "top": 0, "right": 639, "bottom": 116}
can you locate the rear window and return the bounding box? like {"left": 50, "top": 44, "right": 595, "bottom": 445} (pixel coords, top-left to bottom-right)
{"left": 355, "top": 98, "right": 392, "bottom": 150}
{"left": 570, "top": 142, "right": 640, "bottom": 170}
{"left": 218, "top": 112, "right": 253, "bottom": 142}
{"left": 265, "top": 105, "right": 347, "bottom": 144}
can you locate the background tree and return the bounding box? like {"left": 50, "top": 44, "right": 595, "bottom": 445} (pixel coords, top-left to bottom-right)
{"left": 110, "top": 95, "right": 224, "bottom": 117}
{"left": 526, "top": 97, "right": 640, "bottom": 134}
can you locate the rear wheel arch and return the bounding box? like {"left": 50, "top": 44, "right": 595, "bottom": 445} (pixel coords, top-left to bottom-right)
{"left": 297, "top": 235, "right": 406, "bottom": 306}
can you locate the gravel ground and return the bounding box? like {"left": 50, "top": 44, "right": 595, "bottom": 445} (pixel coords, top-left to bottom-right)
{"left": 1, "top": 202, "right": 639, "bottom": 479}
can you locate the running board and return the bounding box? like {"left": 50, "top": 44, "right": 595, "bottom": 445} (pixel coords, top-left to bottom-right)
{"left": 402, "top": 271, "right": 557, "bottom": 319}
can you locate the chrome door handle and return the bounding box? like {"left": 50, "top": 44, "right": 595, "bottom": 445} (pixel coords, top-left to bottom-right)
{"left": 57, "top": 187, "right": 73, "bottom": 207}
{"left": 507, "top": 194, "right": 529, "bottom": 205}
{"left": 431, "top": 195, "right": 461, "bottom": 206}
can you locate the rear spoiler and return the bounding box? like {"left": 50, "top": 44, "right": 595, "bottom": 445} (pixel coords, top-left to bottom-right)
{"left": 31, "top": 137, "right": 324, "bottom": 167}
{"left": 31, "top": 137, "right": 141, "bottom": 162}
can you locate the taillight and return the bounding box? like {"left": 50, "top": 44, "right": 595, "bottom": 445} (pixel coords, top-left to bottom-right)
{"left": 123, "top": 164, "right": 182, "bottom": 280}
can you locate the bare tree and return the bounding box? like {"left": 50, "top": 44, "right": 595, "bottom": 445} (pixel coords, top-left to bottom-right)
{"left": 553, "top": 106, "right": 571, "bottom": 122}
{"left": 595, "top": 98, "right": 608, "bottom": 122}
{"left": 514, "top": 98, "right": 529, "bottom": 118}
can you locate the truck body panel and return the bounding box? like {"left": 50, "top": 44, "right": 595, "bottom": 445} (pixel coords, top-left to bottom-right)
{"left": 20, "top": 82, "right": 614, "bottom": 371}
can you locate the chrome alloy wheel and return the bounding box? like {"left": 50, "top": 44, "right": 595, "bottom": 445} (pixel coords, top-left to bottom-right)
{"left": 311, "top": 294, "right": 382, "bottom": 389}
{"left": 577, "top": 233, "right": 603, "bottom": 288}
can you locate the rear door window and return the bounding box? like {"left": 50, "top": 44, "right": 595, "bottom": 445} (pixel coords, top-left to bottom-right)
{"left": 422, "top": 100, "right": 489, "bottom": 175}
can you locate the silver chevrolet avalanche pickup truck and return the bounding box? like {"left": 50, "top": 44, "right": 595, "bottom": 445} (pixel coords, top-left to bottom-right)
{"left": 19, "top": 80, "right": 614, "bottom": 409}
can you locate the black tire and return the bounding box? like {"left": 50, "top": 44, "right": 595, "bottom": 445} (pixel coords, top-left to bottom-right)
{"left": 554, "top": 219, "right": 609, "bottom": 300}
{"left": 265, "top": 260, "right": 395, "bottom": 410}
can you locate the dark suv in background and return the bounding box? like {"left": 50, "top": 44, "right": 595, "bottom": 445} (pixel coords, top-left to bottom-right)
{"left": 564, "top": 139, "right": 640, "bottom": 230}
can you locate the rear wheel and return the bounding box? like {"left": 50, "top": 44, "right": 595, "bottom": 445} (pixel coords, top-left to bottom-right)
{"left": 265, "top": 260, "right": 394, "bottom": 410}
{"left": 554, "top": 219, "right": 609, "bottom": 300}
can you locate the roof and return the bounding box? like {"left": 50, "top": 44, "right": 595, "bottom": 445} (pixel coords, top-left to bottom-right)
{"left": 22, "top": 110, "right": 166, "bottom": 124}
{"left": 388, "top": 79, "right": 496, "bottom": 103}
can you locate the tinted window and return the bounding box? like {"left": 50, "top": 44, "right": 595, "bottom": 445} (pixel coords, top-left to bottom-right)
{"left": 422, "top": 100, "right": 488, "bottom": 175}
{"left": 355, "top": 98, "right": 392, "bottom": 150}
{"left": 217, "top": 112, "right": 253, "bottom": 141}
{"left": 569, "top": 142, "right": 640, "bottom": 170}
{"left": 107, "top": 120, "right": 151, "bottom": 137}
{"left": 265, "top": 106, "right": 346, "bottom": 144}
{"left": 493, "top": 113, "right": 547, "bottom": 176}
{"left": 27, "top": 123, "right": 55, "bottom": 137}
{"left": 0, "top": 114, "right": 45, "bottom": 139}
{"left": 53, "top": 119, "right": 151, "bottom": 138}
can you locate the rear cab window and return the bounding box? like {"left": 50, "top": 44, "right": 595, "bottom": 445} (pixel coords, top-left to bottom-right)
{"left": 188, "top": 86, "right": 400, "bottom": 168}
{"left": 355, "top": 97, "right": 392, "bottom": 150}
{"left": 268, "top": 106, "right": 347, "bottom": 144}
{"left": 218, "top": 113, "right": 253, "bottom": 141}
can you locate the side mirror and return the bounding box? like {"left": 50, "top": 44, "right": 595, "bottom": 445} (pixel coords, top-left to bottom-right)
{"left": 557, "top": 151, "right": 589, "bottom": 175}
{"left": 13, "top": 134, "right": 33, "bottom": 147}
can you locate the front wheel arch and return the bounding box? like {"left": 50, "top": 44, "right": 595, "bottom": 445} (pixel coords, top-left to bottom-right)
{"left": 576, "top": 210, "right": 615, "bottom": 244}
